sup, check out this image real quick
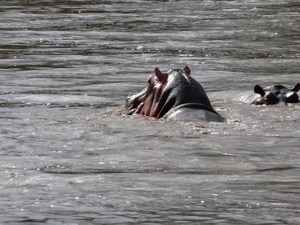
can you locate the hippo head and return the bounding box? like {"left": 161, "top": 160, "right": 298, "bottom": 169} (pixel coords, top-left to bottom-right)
{"left": 252, "top": 83, "right": 300, "bottom": 105}
{"left": 126, "top": 66, "right": 214, "bottom": 119}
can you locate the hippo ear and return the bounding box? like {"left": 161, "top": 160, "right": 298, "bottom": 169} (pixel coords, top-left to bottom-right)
{"left": 154, "top": 68, "right": 168, "bottom": 83}
{"left": 292, "top": 83, "right": 300, "bottom": 92}
{"left": 254, "top": 85, "right": 265, "bottom": 96}
{"left": 183, "top": 66, "right": 191, "bottom": 75}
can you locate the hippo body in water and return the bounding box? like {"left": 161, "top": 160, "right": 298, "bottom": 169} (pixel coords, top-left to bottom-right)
{"left": 126, "top": 66, "right": 224, "bottom": 122}
{"left": 251, "top": 83, "right": 300, "bottom": 105}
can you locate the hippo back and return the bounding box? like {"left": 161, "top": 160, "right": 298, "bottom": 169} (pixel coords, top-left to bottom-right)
{"left": 163, "top": 103, "right": 225, "bottom": 122}
{"left": 156, "top": 69, "right": 216, "bottom": 118}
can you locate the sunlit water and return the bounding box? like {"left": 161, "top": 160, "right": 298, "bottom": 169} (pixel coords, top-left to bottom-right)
{"left": 1, "top": 1, "right": 300, "bottom": 224}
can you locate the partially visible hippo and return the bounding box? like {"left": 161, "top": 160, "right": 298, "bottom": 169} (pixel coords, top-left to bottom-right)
{"left": 126, "top": 66, "right": 224, "bottom": 122}
{"left": 251, "top": 83, "right": 300, "bottom": 105}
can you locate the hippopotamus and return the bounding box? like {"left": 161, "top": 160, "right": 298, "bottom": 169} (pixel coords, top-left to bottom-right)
{"left": 125, "top": 66, "right": 224, "bottom": 122}
{"left": 251, "top": 83, "right": 300, "bottom": 105}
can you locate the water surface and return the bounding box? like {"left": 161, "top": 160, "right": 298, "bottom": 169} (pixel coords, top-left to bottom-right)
{"left": 1, "top": 1, "right": 300, "bottom": 224}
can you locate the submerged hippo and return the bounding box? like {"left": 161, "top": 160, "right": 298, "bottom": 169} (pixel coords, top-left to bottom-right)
{"left": 125, "top": 66, "right": 224, "bottom": 122}
{"left": 251, "top": 83, "right": 300, "bottom": 105}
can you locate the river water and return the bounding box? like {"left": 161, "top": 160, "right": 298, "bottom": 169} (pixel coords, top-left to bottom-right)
{"left": 1, "top": 1, "right": 300, "bottom": 224}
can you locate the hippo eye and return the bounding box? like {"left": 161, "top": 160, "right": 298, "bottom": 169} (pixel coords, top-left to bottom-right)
{"left": 147, "top": 76, "right": 153, "bottom": 86}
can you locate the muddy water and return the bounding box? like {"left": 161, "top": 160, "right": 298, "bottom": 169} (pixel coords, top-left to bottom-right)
{"left": 1, "top": 1, "right": 300, "bottom": 224}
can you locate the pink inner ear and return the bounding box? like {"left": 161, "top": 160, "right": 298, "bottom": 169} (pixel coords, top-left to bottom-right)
{"left": 154, "top": 68, "right": 167, "bottom": 83}
{"left": 183, "top": 66, "right": 191, "bottom": 75}
{"left": 254, "top": 85, "right": 265, "bottom": 96}
{"left": 292, "top": 83, "right": 300, "bottom": 92}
